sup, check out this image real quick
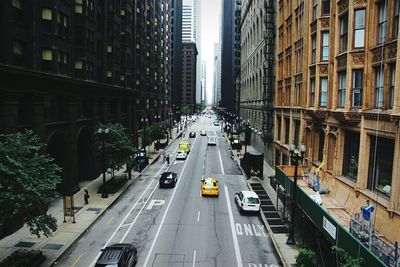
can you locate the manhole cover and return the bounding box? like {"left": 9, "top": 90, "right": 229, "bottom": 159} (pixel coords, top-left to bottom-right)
{"left": 43, "top": 243, "right": 63, "bottom": 250}
{"left": 15, "top": 241, "right": 36, "bottom": 248}
{"left": 87, "top": 207, "right": 101, "bottom": 212}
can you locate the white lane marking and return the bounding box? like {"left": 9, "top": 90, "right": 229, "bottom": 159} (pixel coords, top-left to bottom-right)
{"left": 143, "top": 136, "right": 199, "bottom": 267}
{"left": 192, "top": 250, "right": 197, "bottom": 267}
{"left": 218, "top": 147, "right": 225, "bottom": 175}
{"left": 120, "top": 183, "right": 159, "bottom": 242}
{"left": 197, "top": 211, "right": 200, "bottom": 222}
{"left": 89, "top": 157, "right": 171, "bottom": 267}
{"left": 224, "top": 186, "right": 243, "bottom": 267}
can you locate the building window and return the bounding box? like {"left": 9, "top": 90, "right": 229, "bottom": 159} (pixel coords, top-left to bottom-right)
{"left": 312, "top": 0, "right": 318, "bottom": 20}
{"left": 354, "top": 9, "right": 365, "bottom": 48}
{"left": 13, "top": 40, "right": 25, "bottom": 66}
{"left": 294, "top": 120, "right": 300, "bottom": 146}
{"left": 321, "top": 0, "right": 330, "bottom": 16}
{"left": 318, "top": 128, "right": 325, "bottom": 162}
{"left": 321, "top": 32, "right": 329, "bottom": 61}
{"left": 343, "top": 131, "right": 360, "bottom": 181}
{"left": 368, "top": 137, "right": 394, "bottom": 197}
{"left": 352, "top": 70, "right": 363, "bottom": 107}
{"left": 375, "top": 66, "right": 384, "bottom": 108}
{"left": 327, "top": 134, "right": 336, "bottom": 171}
{"left": 284, "top": 118, "right": 290, "bottom": 144}
{"left": 311, "top": 34, "right": 316, "bottom": 63}
{"left": 12, "top": 0, "right": 23, "bottom": 21}
{"left": 42, "top": 8, "right": 53, "bottom": 32}
{"left": 42, "top": 49, "right": 53, "bottom": 72}
{"left": 75, "top": 0, "right": 83, "bottom": 14}
{"left": 320, "top": 77, "right": 328, "bottom": 107}
{"left": 393, "top": 0, "right": 400, "bottom": 39}
{"left": 339, "top": 14, "right": 348, "bottom": 52}
{"left": 338, "top": 71, "right": 346, "bottom": 108}
{"left": 389, "top": 64, "right": 395, "bottom": 108}
{"left": 311, "top": 78, "right": 315, "bottom": 106}
{"left": 277, "top": 116, "right": 282, "bottom": 142}
{"left": 377, "top": 2, "right": 387, "bottom": 44}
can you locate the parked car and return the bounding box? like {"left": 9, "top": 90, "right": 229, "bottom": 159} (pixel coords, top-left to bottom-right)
{"left": 176, "top": 151, "right": 188, "bottom": 160}
{"left": 189, "top": 131, "right": 196, "bottom": 138}
{"left": 95, "top": 243, "right": 137, "bottom": 267}
{"left": 234, "top": 191, "right": 260, "bottom": 214}
{"left": 159, "top": 172, "right": 177, "bottom": 188}
{"left": 207, "top": 136, "right": 217, "bottom": 146}
{"left": 213, "top": 121, "right": 220, "bottom": 126}
{"left": 201, "top": 177, "right": 219, "bottom": 197}
{"left": 200, "top": 130, "right": 207, "bottom": 136}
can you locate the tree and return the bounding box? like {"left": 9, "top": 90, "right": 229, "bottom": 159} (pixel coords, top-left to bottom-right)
{"left": 296, "top": 248, "right": 316, "bottom": 267}
{"left": 149, "top": 125, "right": 166, "bottom": 142}
{"left": 196, "top": 103, "right": 205, "bottom": 110}
{"left": 180, "top": 105, "right": 190, "bottom": 116}
{"left": 94, "top": 123, "right": 136, "bottom": 171}
{"left": 0, "top": 130, "right": 61, "bottom": 238}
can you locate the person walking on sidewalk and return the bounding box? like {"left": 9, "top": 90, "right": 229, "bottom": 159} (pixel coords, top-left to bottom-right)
{"left": 166, "top": 154, "right": 170, "bottom": 165}
{"left": 84, "top": 189, "right": 90, "bottom": 204}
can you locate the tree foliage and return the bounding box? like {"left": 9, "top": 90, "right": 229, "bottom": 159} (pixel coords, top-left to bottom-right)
{"left": 0, "top": 130, "right": 61, "bottom": 238}
{"left": 332, "top": 246, "right": 364, "bottom": 267}
{"left": 180, "top": 105, "right": 190, "bottom": 116}
{"left": 149, "top": 125, "right": 166, "bottom": 141}
{"left": 94, "top": 123, "right": 136, "bottom": 169}
{"left": 296, "top": 248, "right": 316, "bottom": 267}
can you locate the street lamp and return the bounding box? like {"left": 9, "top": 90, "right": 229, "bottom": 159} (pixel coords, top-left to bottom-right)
{"left": 97, "top": 127, "right": 110, "bottom": 198}
{"left": 243, "top": 120, "right": 251, "bottom": 153}
{"left": 286, "top": 142, "right": 306, "bottom": 245}
{"left": 141, "top": 117, "right": 148, "bottom": 150}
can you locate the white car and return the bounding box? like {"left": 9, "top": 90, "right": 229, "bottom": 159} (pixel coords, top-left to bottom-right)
{"left": 234, "top": 191, "right": 260, "bottom": 214}
{"left": 207, "top": 136, "right": 217, "bottom": 146}
{"left": 176, "top": 151, "right": 187, "bottom": 160}
{"left": 200, "top": 130, "right": 207, "bottom": 136}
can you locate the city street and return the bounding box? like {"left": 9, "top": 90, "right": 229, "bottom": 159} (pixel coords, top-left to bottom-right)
{"left": 54, "top": 115, "right": 280, "bottom": 267}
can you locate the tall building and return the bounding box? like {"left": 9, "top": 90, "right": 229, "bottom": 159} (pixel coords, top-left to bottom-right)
{"left": 172, "top": 0, "right": 183, "bottom": 120}
{"left": 201, "top": 60, "right": 207, "bottom": 104}
{"left": 220, "top": 0, "right": 241, "bottom": 113}
{"left": 275, "top": 0, "right": 400, "bottom": 252}
{"left": 213, "top": 43, "right": 221, "bottom": 106}
{"left": 181, "top": 42, "right": 198, "bottom": 112}
{"left": 182, "top": 0, "right": 201, "bottom": 105}
{"left": 239, "top": 0, "right": 275, "bottom": 164}
{"left": 0, "top": 0, "right": 172, "bottom": 197}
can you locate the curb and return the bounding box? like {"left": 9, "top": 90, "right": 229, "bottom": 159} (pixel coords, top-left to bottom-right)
{"left": 49, "top": 132, "right": 182, "bottom": 266}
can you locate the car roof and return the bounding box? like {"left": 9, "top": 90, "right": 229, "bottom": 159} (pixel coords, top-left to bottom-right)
{"left": 161, "top": 172, "right": 175, "bottom": 177}
{"left": 179, "top": 141, "right": 189, "bottom": 145}
{"left": 204, "top": 177, "right": 217, "bottom": 183}
{"left": 241, "top": 191, "right": 259, "bottom": 198}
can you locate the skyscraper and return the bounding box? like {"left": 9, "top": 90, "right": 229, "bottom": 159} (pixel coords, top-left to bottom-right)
{"left": 201, "top": 60, "right": 207, "bottom": 104}
{"left": 213, "top": 42, "right": 221, "bottom": 107}
{"left": 182, "top": 0, "right": 201, "bottom": 105}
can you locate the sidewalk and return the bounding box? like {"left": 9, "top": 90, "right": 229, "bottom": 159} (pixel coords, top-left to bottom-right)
{"left": 232, "top": 142, "right": 298, "bottom": 267}
{"left": 0, "top": 127, "right": 183, "bottom": 266}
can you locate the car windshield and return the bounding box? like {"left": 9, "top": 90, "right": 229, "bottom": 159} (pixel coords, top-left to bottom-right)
{"left": 246, "top": 197, "right": 260, "bottom": 204}
{"left": 162, "top": 173, "right": 173, "bottom": 180}
{"left": 204, "top": 181, "right": 217, "bottom": 187}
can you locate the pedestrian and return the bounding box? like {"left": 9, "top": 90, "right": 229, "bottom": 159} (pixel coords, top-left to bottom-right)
{"left": 84, "top": 189, "right": 90, "bottom": 204}
{"left": 166, "top": 154, "right": 170, "bottom": 165}
{"left": 162, "top": 152, "right": 166, "bottom": 162}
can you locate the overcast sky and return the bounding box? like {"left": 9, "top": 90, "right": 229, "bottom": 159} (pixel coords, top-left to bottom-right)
{"left": 200, "top": 0, "right": 221, "bottom": 104}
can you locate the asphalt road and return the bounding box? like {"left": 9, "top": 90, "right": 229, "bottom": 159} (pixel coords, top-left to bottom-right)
{"left": 54, "top": 115, "right": 280, "bottom": 267}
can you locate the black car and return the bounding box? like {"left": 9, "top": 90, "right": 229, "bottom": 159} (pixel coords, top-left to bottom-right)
{"left": 159, "top": 172, "right": 178, "bottom": 188}
{"left": 189, "top": 131, "right": 196, "bottom": 138}
{"left": 95, "top": 243, "right": 137, "bottom": 267}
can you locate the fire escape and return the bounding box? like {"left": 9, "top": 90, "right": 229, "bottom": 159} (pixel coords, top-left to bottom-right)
{"left": 262, "top": 0, "right": 275, "bottom": 144}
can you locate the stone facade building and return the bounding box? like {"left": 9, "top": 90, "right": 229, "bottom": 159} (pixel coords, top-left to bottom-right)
{"left": 275, "top": 0, "right": 400, "bottom": 244}
{"left": 0, "top": 0, "right": 172, "bottom": 196}
{"left": 239, "top": 0, "right": 275, "bottom": 164}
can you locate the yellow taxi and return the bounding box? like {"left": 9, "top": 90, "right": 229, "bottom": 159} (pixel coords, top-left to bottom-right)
{"left": 201, "top": 178, "right": 219, "bottom": 197}
{"left": 178, "top": 141, "right": 190, "bottom": 153}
